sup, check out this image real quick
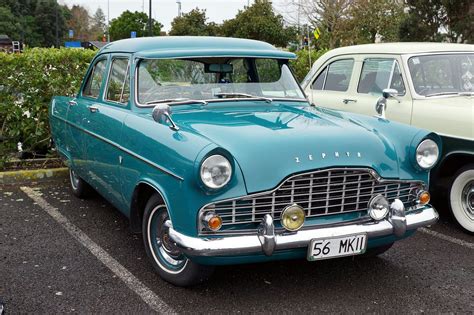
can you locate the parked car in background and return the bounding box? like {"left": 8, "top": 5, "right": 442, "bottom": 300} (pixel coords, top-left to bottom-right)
{"left": 302, "top": 43, "right": 474, "bottom": 233}
{"left": 50, "top": 37, "right": 440, "bottom": 286}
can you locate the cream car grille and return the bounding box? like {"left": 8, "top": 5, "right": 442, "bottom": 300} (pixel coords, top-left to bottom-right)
{"left": 199, "top": 168, "right": 423, "bottom": 234}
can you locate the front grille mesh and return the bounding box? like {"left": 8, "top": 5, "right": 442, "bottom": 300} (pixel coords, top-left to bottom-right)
{"left": 200, "top": 168, "right": 422, "bottom": 233}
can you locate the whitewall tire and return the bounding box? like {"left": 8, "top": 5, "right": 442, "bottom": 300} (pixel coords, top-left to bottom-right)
{"left": 449, "top": 165, "right": 474, "bottom": 233}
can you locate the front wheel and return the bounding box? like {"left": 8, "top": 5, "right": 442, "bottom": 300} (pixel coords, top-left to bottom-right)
{"left": 449, "top": 165, "right": 474, "bottom": 233}
{"left": 142, "top": 194, "right": 214, "bottom": 287}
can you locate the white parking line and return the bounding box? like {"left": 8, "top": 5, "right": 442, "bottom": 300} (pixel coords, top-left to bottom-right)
{"left": 20, "top": 186, "right": 176, "bottom": 315}
{"left": 420, "top": 227, "right": 474, "bottom": 249}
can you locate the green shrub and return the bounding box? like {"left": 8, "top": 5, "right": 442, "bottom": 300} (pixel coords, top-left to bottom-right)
{"left": 290, "top": 48, "right": 329, "bottom": 83}
{"left": 0, "top": 48, "right": 96, "bottom": 169}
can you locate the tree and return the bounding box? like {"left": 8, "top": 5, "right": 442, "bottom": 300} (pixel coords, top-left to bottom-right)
{"left": 169, "top": 8, "right": 218, "bottom": 36}
{"left": 33, "top": 0, "right": 68, "bottom": 47}
{"left": 0, "top": 6, "right": 20, "bottom": 40}
{"left": 66, "top": 5, "right": 90, "bottom": 41}
{"left": 90, "top": 8, "right": 107, "bottom": 40}
{"left": 299, "top": 0, "right": 353, "bottom": 49}
{"left": 220, "top": 0, "right": 296, "bottom": 47}
{"left": 109, "top": 11, "right": 163, "bottom": 40}
{"left": 399, "top": 0, "right": 446, "bottom": 42}
{"left": 349, "top": 0, "right": 404, "bottom": 44}
{"left": 442, "top": 0, "right": 473, "bottom": 43}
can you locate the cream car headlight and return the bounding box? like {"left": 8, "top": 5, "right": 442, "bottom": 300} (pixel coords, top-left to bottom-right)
{"left": 200, "top": 155, "right": 232, "bottom": 189}
{"left": 416, "top": 139, "right": 439, "bottom": 169}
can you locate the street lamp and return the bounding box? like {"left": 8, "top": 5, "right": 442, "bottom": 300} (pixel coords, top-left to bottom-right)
{"left": 107, "top": 0, "right": 110, "bottom": 42}
{"left": 177, "top": 0, "right": 182, "bottom": 17}
{"left": 148, "top": 0, "right": 153, "bottom": 36}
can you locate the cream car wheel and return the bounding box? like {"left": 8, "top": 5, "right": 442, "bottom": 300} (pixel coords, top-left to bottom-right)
{"left": 450, "top": 166, "right": 474, "bottom": 233}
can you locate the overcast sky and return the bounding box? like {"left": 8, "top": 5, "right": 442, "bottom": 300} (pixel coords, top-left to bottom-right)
{"left": 59, "top": 0, "right": 294, "bottom": 32}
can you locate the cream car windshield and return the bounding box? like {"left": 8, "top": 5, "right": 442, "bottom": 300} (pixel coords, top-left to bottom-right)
{"left": 137, "top": 58, "right": 306, "bottom": 104}
{"left": 408, "top": 54, "right": 474, "bottom": 96}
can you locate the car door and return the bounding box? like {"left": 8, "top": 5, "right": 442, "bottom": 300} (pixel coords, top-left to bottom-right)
{"left": 67, "top": 56, "right": 108, "bottom": 179}
{"left": 83, "top": 54, "right": 131, "bottom": 211}
{"left": 350, "top": 56, "right": 412, "bottom": 124}
{"left": 306, "top": 58, "right": 357, "bottom": 111}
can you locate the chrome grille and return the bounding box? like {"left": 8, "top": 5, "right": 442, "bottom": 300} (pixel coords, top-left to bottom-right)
{"left": 199, "top": 168, "right": 423, "bottom": 233}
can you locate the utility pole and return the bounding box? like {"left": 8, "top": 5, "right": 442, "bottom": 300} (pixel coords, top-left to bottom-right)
{"left": 107, "top": 0, "right": 110, "bottom": 42}
{"left": 55, "top": 4, "right": 59, "bottom": 48}
{"left": 177, "top": 0, "right": 182, "bottom": 17}
{"left": 148, "top": 0, "right": 153, "bottom": 36}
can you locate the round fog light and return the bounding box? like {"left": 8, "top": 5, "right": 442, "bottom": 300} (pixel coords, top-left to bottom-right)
{"left": 418, "top": 190, "right": 430, "bottom": 205}
{"left": 202, "top": 212, "right": 222, "bottom": 231}
{"left": 368, "top": 194, "right": 389, "bottom": 221}
{"left": 281, "top": 204, "right": 305, "bottom": 231}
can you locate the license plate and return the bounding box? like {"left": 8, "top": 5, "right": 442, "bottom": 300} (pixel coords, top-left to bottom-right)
{"left": 307, "top": 234, "right": 367, "bottom": 261}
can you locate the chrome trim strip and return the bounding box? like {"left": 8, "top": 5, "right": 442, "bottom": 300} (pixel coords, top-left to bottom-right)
{"left": 171, "top": 206, "right": 439, "bottom": 257}
{"left": 52, "top": 113, "right": 184, "bottom": 181}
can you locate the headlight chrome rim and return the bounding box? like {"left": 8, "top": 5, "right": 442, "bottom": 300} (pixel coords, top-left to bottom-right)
{"left": 200, "top": 154, "right": 232, "bottom": 189}
{"left": 416, "top": 139, "right": 439, "bottom": 170}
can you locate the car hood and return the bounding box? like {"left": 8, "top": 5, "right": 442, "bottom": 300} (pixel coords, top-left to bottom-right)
{"left": 173, "top": 102, "right": 404, "bottom": 193}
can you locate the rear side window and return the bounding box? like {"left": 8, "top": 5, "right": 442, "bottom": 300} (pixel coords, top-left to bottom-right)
{"left": 358, "top": 58, "right": 405, "bottom": 95}
{"left": 83, "top": 59, "right": 107, "bottom": 98}
{"left": 311, "top": 59, "right": 354, "bottom": 92}
{"left": 105, "top": 58, "right": 130, "bottom": 104}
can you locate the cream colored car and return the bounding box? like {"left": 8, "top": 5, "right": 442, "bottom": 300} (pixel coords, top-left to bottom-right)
{"left": 302, "top": 43, "right": 474, "bottom": 233}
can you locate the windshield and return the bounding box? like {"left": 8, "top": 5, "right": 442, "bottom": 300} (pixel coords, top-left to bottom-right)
{"left": 408, "top": 54, "right": 474, "bottom": 96}
{"left": 137, "top": 58, "right": 306, "bottom": 104}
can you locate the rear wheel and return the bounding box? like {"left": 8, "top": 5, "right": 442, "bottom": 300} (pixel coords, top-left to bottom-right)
{"left": 142, "top": 194, "right": 214, "bottom": 287}
{"left": 69, "top": 168, "right": 93, "bottom": 198}
{"left": 449, "top": 165, "right": 474, "bottom": 233}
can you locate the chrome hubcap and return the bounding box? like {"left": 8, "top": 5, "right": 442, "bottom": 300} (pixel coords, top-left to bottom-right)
{"left": 462, "top": 181, "right": 474, "bottom": 218}
{"left": 70, "top": 169, "right": 80, "bottom": 190}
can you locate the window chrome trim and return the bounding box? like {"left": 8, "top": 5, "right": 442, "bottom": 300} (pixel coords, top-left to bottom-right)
{"left": 104, "top": 56, "right": 131, "bottom": 106}
{"left": 133, "top": 57, "right": 308, "bottom": 108}
{"left": 81, "top": 56, "right": 109, "bottom": 100}
{"left": 356, "top": 57, "right": 407, "bottom": 96}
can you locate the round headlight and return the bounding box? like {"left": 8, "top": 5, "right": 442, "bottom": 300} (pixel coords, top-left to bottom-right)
{"left": 416, "top": 139, "right": 439, "bottom": 169}
{"left": 200, "top": 155, "right": 232, "bottom": 189}
{"left": 281, "top": 204, "right": 305, "bottom": 231}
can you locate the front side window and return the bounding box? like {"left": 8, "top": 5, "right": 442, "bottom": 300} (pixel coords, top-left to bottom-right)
{"left": 311, "top": 59, "right": 354, "bottom": 92}
{"left": 105, "top": 58, "right": 130, "bottom": 104}
{"left": 83, "top": 58, "right": 107, "bottom": 98}
{"left": 408, "top": 53, "right": 474, "bottom": 96}
{"left": 137, "top": 58, "right": 305, "bottom": 104}
{"left": 358, "top": 58, "right": 405, "bottom": 95}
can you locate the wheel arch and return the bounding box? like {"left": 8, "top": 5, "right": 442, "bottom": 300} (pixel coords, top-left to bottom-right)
{"left": 436, "top": 151, "right": 474, "bottom": 180}
{"left": 129, "top": 180, "right": 169, "bottom": 233}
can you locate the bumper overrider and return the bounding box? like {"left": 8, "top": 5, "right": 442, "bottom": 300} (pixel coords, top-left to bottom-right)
{"left": 167, "top": 200, "right": 438, "bottom": 257}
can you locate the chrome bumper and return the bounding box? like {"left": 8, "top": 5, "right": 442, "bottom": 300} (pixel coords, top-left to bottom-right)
{"left": 168, "top": 203, "right": 438, "bottom": 257}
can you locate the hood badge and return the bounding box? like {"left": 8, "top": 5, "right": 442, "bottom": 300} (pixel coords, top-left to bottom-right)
{"left": 295, "top": 152, "right": 362, "bottom": 163}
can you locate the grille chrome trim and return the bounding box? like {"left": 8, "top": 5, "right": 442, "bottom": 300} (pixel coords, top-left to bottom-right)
{"left": 199, "top": 168, "right": 424, "bottom": 235}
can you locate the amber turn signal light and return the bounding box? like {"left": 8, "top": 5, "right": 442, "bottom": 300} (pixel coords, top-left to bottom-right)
{"left": 202, "top": 211, "right": 222, "bottom": 231}
{"left": 418, "top": 191, "right": 430, "bottom": 205}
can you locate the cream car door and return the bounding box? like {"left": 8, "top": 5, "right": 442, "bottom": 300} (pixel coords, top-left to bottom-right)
{"left": 349, "top": 57, "right": 413, "bottom": 124}
{"left": 305, "top": 58, "right": 356, "bottom": 111}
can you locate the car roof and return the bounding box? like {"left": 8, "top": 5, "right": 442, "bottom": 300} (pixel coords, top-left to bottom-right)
{"left": 99, "top": 36, "right": 296, "bottom": 59}
{"left": 321, "top": 42, "right": 473, "bottom": 58}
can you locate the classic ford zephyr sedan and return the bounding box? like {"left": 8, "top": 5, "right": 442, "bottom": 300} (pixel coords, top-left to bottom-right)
{"left": 50, "top": 37, "right": 440, "bottom": 286}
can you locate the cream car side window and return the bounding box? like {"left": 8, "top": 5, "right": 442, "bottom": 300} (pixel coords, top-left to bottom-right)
{"left": 358, "top": 58, "right": 406, "bottom": 95}
{"left": 311, "top": 59, "right": 355, "bottom": 92}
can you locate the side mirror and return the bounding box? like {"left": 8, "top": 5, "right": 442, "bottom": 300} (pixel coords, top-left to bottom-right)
{"left": 375, "top": 88, "right": 400, "bottom": 119}
{"left": 152, "top": 104, "right": 179, "bottom": 131}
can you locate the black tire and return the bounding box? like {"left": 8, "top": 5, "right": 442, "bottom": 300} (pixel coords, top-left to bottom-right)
{"left": 449, "top": 164, "right": 474, "bottom": 234}
{"left": 69, "top": 168, "right": 93, "bottom": 198}
{"left": 361, "top": 242, "right": 393, "bottom": 257}
{"left": 142, "top": 194, "right": 214, "bottom": 287}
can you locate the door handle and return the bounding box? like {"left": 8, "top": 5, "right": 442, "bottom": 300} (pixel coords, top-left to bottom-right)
{"left": 88, "top": 106, "right": 99, "bottom": 113}
{"left": 68, "top": 100, "right": 77, "bottom": 106}
{"left": 343, "top": 99, "right": 357, "bottom": 104}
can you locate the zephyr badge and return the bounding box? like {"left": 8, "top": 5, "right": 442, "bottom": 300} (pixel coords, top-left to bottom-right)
{"left": 295, "top": 152, "right": 362, "bottom": 163}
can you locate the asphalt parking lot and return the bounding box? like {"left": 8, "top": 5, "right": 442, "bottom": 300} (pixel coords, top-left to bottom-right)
{"left": 1, "top": 179, "right": 473, "bottom": 313}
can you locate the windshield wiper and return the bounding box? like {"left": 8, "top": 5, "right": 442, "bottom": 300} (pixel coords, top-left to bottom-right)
{"left": 425, "top": 91, "right": 474, "bottom": 97}
{"left": 146, "top": 98, "right": 208, "bottom": 106}
{"left": 213, "top": 92, "right": 273, "bottom": 103}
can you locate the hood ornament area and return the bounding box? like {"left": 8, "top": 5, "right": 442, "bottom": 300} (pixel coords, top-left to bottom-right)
{"left": 295, "top": 152, "right": 362, "bottom": 163}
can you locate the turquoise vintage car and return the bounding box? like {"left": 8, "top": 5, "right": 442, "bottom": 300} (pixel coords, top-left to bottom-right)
{"left": 50, "top": 37, "right": 440, "bottom": 286}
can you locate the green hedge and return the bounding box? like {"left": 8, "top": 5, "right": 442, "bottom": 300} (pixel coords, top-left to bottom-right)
{"left": 0, "top": 48, "right": 96, "bottom": 169}
{"left": 290, "top": 48, "right": 329, "bottom": 83}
